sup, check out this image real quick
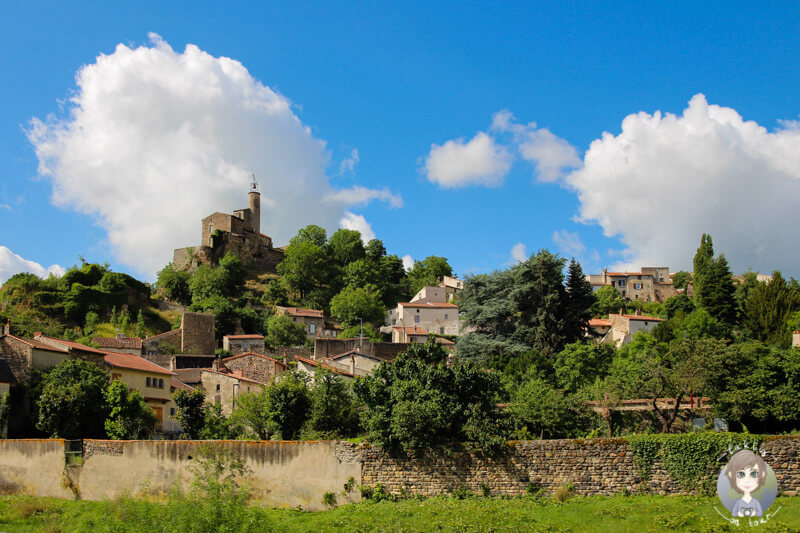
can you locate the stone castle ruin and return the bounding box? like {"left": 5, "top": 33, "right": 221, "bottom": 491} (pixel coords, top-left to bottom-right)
{"left": 172, "top": 179, "right": 284, "bottom": 272}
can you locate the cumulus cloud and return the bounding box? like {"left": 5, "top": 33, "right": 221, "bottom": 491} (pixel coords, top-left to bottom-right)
{"left": 552, "top": 230, "right": 586, "bottom": 258}
{"left": 27, "top": 33, "right": 393, "bottom": 277}
{"left": 424, "top": 132, "right": 513, "bottom": 188}
{"left": 339, "top": 211, "right": 375, "bottom": 243}
{"left": 324, "top": 185, "right": 402, "bottom": 208}
{"left": 565, "top": 94, "right": 800, "bottom": 274}
{"left": 510, "top": 243, "right": 527, "bottom": 263}
{"left": 492, "top": 110, "right": 581, "bottom": 182}
{"left": 401, "top": 254, "right": 414, "bottom": 271}
{"left": 0, "top": 246, "right": 65, "bottom": 284}
{"left": 339, "top": 148, "right": 360, "bottom": 175}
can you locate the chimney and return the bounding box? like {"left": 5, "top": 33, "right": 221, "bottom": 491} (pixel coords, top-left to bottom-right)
{"left": 169, "top": 356, "right": 176, "bottom": 371}
{"left": 618, "top": 308, "right": 623, "bottom": 316}
{"left": 793, "top": 331, "right": 800, "bottom": 349}
{"left": 212, "top": 359, "right": 220, "bottom": 371}
{"left": 283, "top": 350, "right": 287, "bottom": 365}
{"left": 350, "top": 352, "right": 356, "bottom": 375}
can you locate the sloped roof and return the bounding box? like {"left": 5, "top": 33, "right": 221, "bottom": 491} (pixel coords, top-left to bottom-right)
{"left": 4, "top": 334, "right": 69, "bottom": 354}
{"left": 145, "top": 329, "right": 181, "bottom": 341}
{"left": 280, "top": 307, "right": 324, "bottom": 318}
{"left": 223, "top": 334, "right": 265, "bottom": 340}
{"left": 171, "top": 378, "right": 193, "bottom": 391}
{"left": 201, "top": 368, "right": 267, "bottom": 386}
{"left": 588, "top": 318, "right": 612, "bottom": 327}
{"left": 92, "top": 336, "right": 143, "bottom": 349}
{"left": 328, "top": 350, "right": 383, "bottom": 362}
{"left": 104, "top": 351, "right": 175, "bottom": 376}
{"left": 392, "top": 326, "right": 428, "bottom": 335}
{"left": 34, "top": 335, "right": 106, "bottom": 354}
{"left": 294, "top": 355, "right": 355, "bottom": 377}
{"left": 222, "top": 351, "right": 286, "bottom": 367}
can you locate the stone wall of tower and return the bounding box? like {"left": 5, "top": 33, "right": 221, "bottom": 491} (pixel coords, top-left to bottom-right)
{"left": 249, "top": 191, "right": 260, "bottom": 236}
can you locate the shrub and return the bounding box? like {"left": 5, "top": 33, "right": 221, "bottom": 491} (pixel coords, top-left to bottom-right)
{"left": 322, "top": 491, "right": 337, "bottom": 508}
{"left": 552, "top": 483, "right": 575, "bottom": 502}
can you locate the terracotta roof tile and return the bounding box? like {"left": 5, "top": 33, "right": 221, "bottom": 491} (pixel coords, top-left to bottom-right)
{"left": 222, "top": 351, "right": 286, "bottom": 367}
{"left": 104, "top": 351, "right": 175, "bottom": 375}
{"left": 328, "top": 350, "right": 383, "bottom": 362}
{"left": 294, "top": 355, "right": 355, "bottom": 377}
{"left": 589, "top": 319, "right": 612, "bottom": 327}
{"left": 92, "top": 337, "right": 143, "bottom": 349}
{"left": 201, "top": 368, "right": 267, "bottom": 386}
{"left": 34, "top": 335, "right": 106, "bottom": 354}
{"left": 5, "top": 334, "right": 69, "bottom": 353}
{"left": 279, "top": 307, "right": 324, "bottom": 318}
{"left": 146, "top": 329, "right": 181, "bottom": 341}
{"left": 392, "top": 326, "right": 428, "bottom": 335}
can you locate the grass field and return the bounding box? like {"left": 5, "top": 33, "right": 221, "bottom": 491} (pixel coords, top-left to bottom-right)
{"left": 1, "top": 494, "right": 799, "bottom": 532}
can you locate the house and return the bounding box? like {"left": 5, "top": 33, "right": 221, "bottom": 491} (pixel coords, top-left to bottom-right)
{"left": 601, "top": 313, "right": 665, "bottom": 347}
{"left": 141, "top": 312, "right": 216, "bottom": 368}
{"left": 222, "top": 334, "right": 265, "bottom": 355}
{"left": 91, "top": 334, "right": 143, "bottom": 355}
{"left": 587, "top": 267, "right": 678, "bottom": 302}
{"left": 104, "top": 351, "right": 180, "bottom": 434}
{"left": 587, "top": 318, "right": 612, "bottom": 339}
{"left": 275, "top": 306, "right": 326, "bottom": 338}
{"left": 221, "top": 352, "right": 287, "bottom": 384}
{"left": 325, "top": 349, "right": 384, "bottom": 374}
{"left": 294, "top": 355, "right": 358, "bottom": 381}
{"left": 392, "top": 326, "right": 429, "bottom": 344}
{"left": 199, "top": 368, "right": 266, "bottom": 416}
{"left": 385, "top": 299, "right": 459, "bottom": 336}
{"left": 0, "top": 358, "right": 14, "bottom": 438}
{"left": 31, "top": 334, "right": 108, "bottom": 368}
{"left": 440, "top": 276, "right": 464, "bottom": 302}
{"left": 314, "top": 337, "right": 410, "bottom": 361}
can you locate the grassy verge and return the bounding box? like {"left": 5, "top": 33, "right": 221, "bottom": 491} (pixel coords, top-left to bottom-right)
{"left": 1, "top": 494, "right": 799, "bottom": 532}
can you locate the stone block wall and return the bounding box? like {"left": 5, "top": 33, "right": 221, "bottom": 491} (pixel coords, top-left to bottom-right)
{"left": 222, "top": 353, "right": 285, "bottom": 384}
{"left": 181, "top": 312, "right": 215, "bottom": 355}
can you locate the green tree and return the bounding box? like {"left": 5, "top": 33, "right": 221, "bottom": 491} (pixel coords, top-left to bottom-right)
{"left": 265, "top": 314, "right": 307, "bottom": 347}
{"left": 329, "top": 285, "right": 385, "bottom": 327}
{"left": 173, "top": 387, "right": 207, "bottom": 439}
{"left": 36, "top": 359, "right": 109, "bottom": 438}
{"left": 743, "top": 272, "right": 800, "bottom": 345}
{"left": 200, "top": 403, "right": 237, "bottom": 439}
{"left": 592, "top": 285, "right": 625, "bottom": 316}
{"left": 692, "top": 235, "right": 737, "bottom": 324}
{"left": 406, "top": 256, "right": 453, "bottom": 296}
{"left": 563, "top": 259, "right": 596, "bottom": 343}
{"left": 230, "top": 389, "right": 272, "bottom": 440}
{"left": 276, "top": 240, "right": 330, "bottom": 300}
{"left": 290, "top": 224, "right": 327, "bottom": 247}
{"left": 354, "top": 340, "right": 510, "bottom": 452}
{"left": 327, "top": 229, "right": 366, "bottom": 267}
{"left": 135, "top": 310, "right": 146, "bottom": 338}
{"left": 104, "top": 379, "right": 156, "bottom": 439}
{"left": 510, "top": 377, "right": 591, "bottom": 439}
{"left": 306, "top": 368, "right": 360, "bottom": 437}
{"left": 339, "top": 323, "right": 383, "bottom": 341}
{"left": 693, "top": 233, "right": 715, "bottom": 305}
{"left": 554, "top": 342, "right": 615, "bottom": 393}
{"left": 734, "top": 271, "right": 760, "bottom": 320}
{"left": 262, "top": 278, "right": 289, "bottom": 306}
{"left": 663, "top": 294, "right": 695, "bottom": 320}
{"left": 365, "top": 238, "right": 387, "bottom": 262}
{"left": 156, "top": 263, "right": 191, "bottom": 304}
{"left": 84, "top": 311, "right": 100, "bottom": 336}
{"left": 264, "top": 371, "right": 311, "bottom": 439}
{"left": 672, "top": 271, "right": 692, "bottom": 291}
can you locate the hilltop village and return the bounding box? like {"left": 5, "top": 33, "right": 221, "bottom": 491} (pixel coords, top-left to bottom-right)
{"left": 1, "top": 183, "right": 798, "bottom": 449}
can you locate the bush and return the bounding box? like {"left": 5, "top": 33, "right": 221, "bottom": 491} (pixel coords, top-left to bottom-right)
{"left": 552, "top": 483, "right": 575, "bottom": 502}
{"left": 322, "top": 491, "right": 337, "bottom": 508}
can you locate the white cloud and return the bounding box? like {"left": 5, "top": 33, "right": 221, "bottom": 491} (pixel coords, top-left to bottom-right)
{"left": 510, "top": 243, "right": 527, "bottom": 263}
{"left": 339, "top": 211, "right": 375, "bottom": 243}
{"left": 0, "top": 246, "right": 65, "bottom": 284}
{"left": 324, "top": 185, "right": 402, "bottom": 208}
{"left": 565, "top": 94, "right": 800, "bottom": 274}
{"left": 424, "top": 132, "right": 513, "bottom": 188}
{"left": 552, "top": 230, "right": 586, "bottom": 258}
{"left": 0, "top": 204, "right": 10, "bottom": 210}
{"left": 402, "top": 254, "right": 414, "bottom": 271}
{"left": 339, "top": 148, "right": 360, "bottom": 175}
{"left": 492, "top": 110, "right": 581, "bottom": 182}
{"left": 27, "top": 33, "right": 394, "bottom": 277}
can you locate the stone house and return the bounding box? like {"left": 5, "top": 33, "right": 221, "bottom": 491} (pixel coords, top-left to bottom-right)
{"left": 586, "top": 318, "right": 612, "bottom": 340}
{"left": 392, "top": 326, "right": 429, "bottom": 344}
{"left": 314, "top": 337, "right": 410, "bottom": 361}
{"left": 440, "top": 276, "right": 464, "bottom": 302}
{"left": 104, "top": 351, "right": 180, "bottom": 434}
{"left": 220, "top": 352, "right": 286, "bottom": 384}
{"left": 172, "top": 181, "right": 284, "bottom": 272}
{"left": 601, "top": 313, "right": 665, "bottom": 347}
{"left": 294, "top": 355, "right": 357, "bottom": 381}
{"left": 586, "top": 267, "right": 678, "bottom": 302}
{"left": 200, "top": 368, "right": 266, "bottom": 416}
{"left": 141, "top": 312, "right": 216, "bottom": 367}
{"left": 276, "top": 307, "right": 326, "bottom": 338}
{"left": 0, "top": 358, "right": 13, "bottom": 438}
{"left": 91, "top": 335, "right": 143, "bottom": 355}
{"left": 324, "top": 350, "right": 384, "bottom": 374}
{"left": 222, "top": 334, "right": 265, "bottom": 355}
{"left": 385, "top": 300, "right": 459, "bottom": 336}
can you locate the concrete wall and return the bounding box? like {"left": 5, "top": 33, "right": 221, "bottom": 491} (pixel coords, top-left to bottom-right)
{"left": 0, "top": 439, "right": 74, "bottom": 498}
{"left": 78, "top": 440, "right": 361, "bottom": 510}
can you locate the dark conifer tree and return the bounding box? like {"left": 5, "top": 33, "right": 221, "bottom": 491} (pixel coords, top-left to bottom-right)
{"left": 564, "top": 259, "right": 596, "bottom": 344}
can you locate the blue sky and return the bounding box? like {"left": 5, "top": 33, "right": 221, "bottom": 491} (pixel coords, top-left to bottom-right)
{"left": 2, "top": 2, "right": 800, "bottom": 282}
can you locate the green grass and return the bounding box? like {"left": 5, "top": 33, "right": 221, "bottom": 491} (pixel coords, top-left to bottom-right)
{"left": 1, "top": 494, "right": 799, "bottom": 532}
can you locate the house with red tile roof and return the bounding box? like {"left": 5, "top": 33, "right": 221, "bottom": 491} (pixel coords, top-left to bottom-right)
{"left": 276, "top": 306, "right": 327, "bottom": 338}
{"left": 586, "top": 267, "right": 678, "bottom": 302}
{"left": 385, "top": 287, "right": 460, "bottom": 337}
{"left": 221, "top": 351, "right": 286, "bottom": 384}
{"left": 91, "top": 335, "right": 143, "bottom": 355}
{"left": 603, "top": 313, "right": 665, "bottom": 347}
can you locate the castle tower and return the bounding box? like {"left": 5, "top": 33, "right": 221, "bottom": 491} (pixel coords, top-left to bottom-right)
{"left": 249, "top": 175, "right": 261, "bottom": 236}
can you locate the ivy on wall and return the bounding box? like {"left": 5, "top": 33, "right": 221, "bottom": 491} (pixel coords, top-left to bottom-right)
{"left": 629, "top": 433, "right": 762, "bottom": 495}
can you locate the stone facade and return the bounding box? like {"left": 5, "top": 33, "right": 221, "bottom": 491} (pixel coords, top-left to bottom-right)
{"left": 223, "top": 335, "right": 265, "bottom": 355}
{"left": 172, "top": 186, "right": 284, "bottom": 273}
{"left": 142, "top": 312, "right": 215, "bottom": 364}
{"left": 221, "top": 352, "right": 286, "bottom": 385}
{"left": 314, "top": 338, "right": 411, "bottom": 361}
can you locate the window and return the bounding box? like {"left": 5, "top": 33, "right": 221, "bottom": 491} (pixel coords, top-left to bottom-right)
{"left": 618, "top": 280, "right": 626, "bottom": 287}
{"left": 170, "top": 408, "right": 175, "bottom": 416}
{"left": 309, "top": 323, "right": 316, "bottom": 334}
{"left": 440, "top": 327, "right": 444, "bottom": 334}
{"left": 158, "top": 378, "right": 164, "bottom": 389}
{"left": 415, "top": 316, "right": 420, "bottom": 323}
{"left": 293, "top": 317, "right": 297, "bottom": 322}
{"left": 392, "top": 319, "right": 396, "bottom": 325}
{"left": 634, "top": 283, "right": 643, "bottom": 290}
{"left": 146, "top": 377, "right": 151, "bottom": 387}
{"left": 444, "top": 314, "right": 448, "bottom": 320}
{"left": 216, "top": 384, "right": 221, "bottom": 391}
{"left": 243, "top": 340, "right": 249, "bottom": 349}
